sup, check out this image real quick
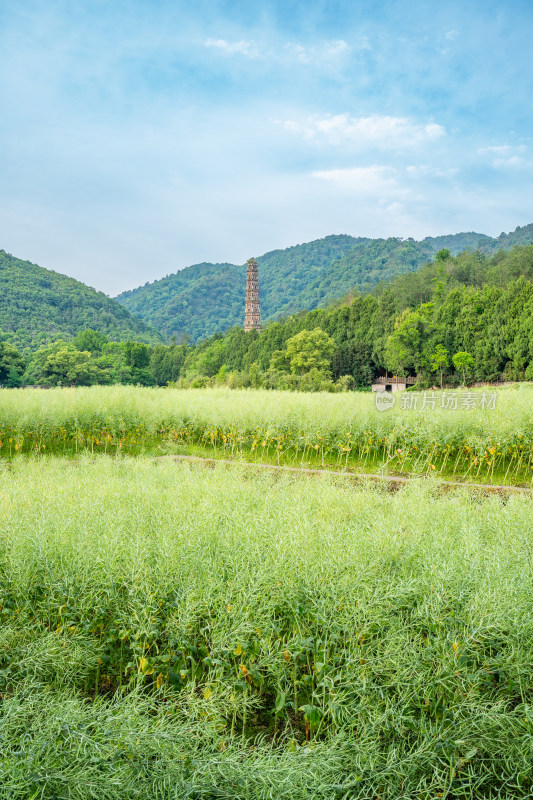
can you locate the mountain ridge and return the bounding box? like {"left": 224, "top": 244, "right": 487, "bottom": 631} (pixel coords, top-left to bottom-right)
{"left": 3, "top": 224, "right": 533, "bottom": 352}
{"left": 116, "top": 224, "right": 533, "bottom": 342}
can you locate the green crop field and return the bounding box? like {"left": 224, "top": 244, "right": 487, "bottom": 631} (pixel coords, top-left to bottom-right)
{"left": 0, "top": 386, "right": 532, "bottom": 797}
{"left": 0, "top": 457, "right": 532, "bottom": 798}
{"left": 1, "top": 384, "right": 533, "bottom": 483}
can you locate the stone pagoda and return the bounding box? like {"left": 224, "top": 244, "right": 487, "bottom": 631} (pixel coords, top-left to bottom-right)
{"left": 244, "top": 257, "right": 261, "bottom": 332}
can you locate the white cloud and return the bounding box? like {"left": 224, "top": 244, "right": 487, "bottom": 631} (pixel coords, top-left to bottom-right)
{"left": 493, "top": 156, "right": 530, "bottom": 169}
{"left": 283, "top": 114, "right": 446, "bottom": 149}
{"left": 283, "top": 39, "right": 350, "bottom": 64}
{"left": 477, "top": 144, "right": 530, "bottom": 169}
{"left": 385, "top": 201, "right": 405, "bottom": 214}
{"left": 324, "top": 40, "right": 350, "bottom": 57}
{"left": 312, "top": 165, "right": 404, "bottom": 198}
{"left": 445, "top": 30, "right": 459, "bottom": 40}
{"left": 477, "top": 144, "right": 527, "bottom": 156}
{"left": 286, "top": 43, "right": 311, "bottom": 64}
{"left": 204, "top": 38, "right": 258, "bottom": 57}
{"left": 312, "top": 163, "right": 458, "bottom": 201}
{"left": 406, "top": 164, "right": 459, "bottom": 178}
{"left": 204, "top": 38, "right": 351, "bottom": 64}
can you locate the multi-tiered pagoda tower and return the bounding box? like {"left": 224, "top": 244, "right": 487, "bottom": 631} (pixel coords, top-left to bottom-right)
{"left": 244, "top": 258, "right": 261, "bottom": 332}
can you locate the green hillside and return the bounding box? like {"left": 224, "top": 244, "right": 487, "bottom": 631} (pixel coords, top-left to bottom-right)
{"left": 116, "top": 262, "right": 244, "bottom": 343}
{"left": 423, "top": 222, "right": 533, "bottom": 256}
{"left": 0, "top": 250, "right": 162, "bottom": 351}
{"left": 117, "top": 236, "right": 364, "bottom": 341}
{"left": 11, "top": 243, "right": 533, "bottom": 390}
{"left": 255, "top": 234, "right": 368, "bottom": 318}
{"left": 301, "top": 237, "right": 434, "bottom": 305}
{"left": 116, "top": 225, "right": 533, "bottom": 342}
{"left": 178, "top": 243, "right": 533, "bottom": 389}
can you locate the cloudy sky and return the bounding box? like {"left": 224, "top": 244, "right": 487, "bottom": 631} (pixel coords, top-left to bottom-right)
{"left": 1, "top": 0, "right": 532, "bottom": 294}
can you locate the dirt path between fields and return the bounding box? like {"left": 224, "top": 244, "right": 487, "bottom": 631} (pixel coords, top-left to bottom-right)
{"left": 155, "top": 454, "right": 533, "bottom": 495}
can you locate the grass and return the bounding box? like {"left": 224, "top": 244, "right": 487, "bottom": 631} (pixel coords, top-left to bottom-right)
{"left": 1, "top": 384, "right": 533, "bottom": 483}
{"left": 0, "top": 456, "right": 532, "bottom": 798}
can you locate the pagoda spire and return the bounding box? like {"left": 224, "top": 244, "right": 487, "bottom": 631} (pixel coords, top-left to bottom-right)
{"left": 244, "top": 258, "right": 261, "bottom": 332}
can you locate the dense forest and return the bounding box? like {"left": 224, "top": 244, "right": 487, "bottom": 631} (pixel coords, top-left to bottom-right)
{"left": 171, "top": 244, "right": 533, "bottom": 389}
{"left": 116, "top": 224, "right": 533, "bottom": 342}
{"left": 0, "top": 250, "right": 162, "bottom": 351}
{"left": 4, "top": 243, "right": 533, "bottom": 390}
{"left": 2, "top": 225, "right": 533, "bottom": 357}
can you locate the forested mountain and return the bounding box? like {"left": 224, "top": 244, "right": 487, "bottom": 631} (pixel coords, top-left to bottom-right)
{"left": 3, "top": 222, "right": 533, "bottom": 362}
{"left": 0, "top": 250, "right": 162, "bottom": 351}
{"left": 117, "top": 235, "right": 363, "bottom": 341}
{"left": 18, "top": 244, "right": 533, "bottom": 389}
{"left": 176, "top": 244, "right": 533, "bottom": 387}
{"left": 115, "top": 262, "right": 244, "bottom": 343}
{"left": 116, "top": 224, "right": 533, "bottom": 342}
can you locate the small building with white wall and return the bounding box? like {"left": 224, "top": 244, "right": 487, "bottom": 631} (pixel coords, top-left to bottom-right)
{"left": 371, "top": 376, "right": 417, "bottom": 392}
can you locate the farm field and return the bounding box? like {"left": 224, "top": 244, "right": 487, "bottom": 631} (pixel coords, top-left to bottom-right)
{"left": 0, "top": 456, "right": 532, "bottom": 798}
{"left": 2, "top": 384, "right": 533, "bottom": 484}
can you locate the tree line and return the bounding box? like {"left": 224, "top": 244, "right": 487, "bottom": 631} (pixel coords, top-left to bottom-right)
{"left": 2, "top": 245, "right": 533, "bottom": 390}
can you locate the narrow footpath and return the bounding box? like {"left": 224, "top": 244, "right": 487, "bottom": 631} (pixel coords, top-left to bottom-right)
{"left": 156, "top": 454, "right": 533, "bottom": 495}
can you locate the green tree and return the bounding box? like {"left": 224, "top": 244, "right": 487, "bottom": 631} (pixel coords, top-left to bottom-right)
{"left": 248, "top": 362, "right": 262, "bottom": 387}
{"left": 123, "top": 342, "right": 151, "bottom": 369}
{"left": 73, "top": 329, "right": 109, "bottom": 353}
{"left": 269, "top": 349, "right": 291, "bottom": 373}
{"left": 0, "top": 342, "right": 25, "bottom": 384}
{"left": 149, "top": 343, "right": 188, "bottom": 385}
{"left": 431, "top": 345, "right": 449, "bottom": 389}
{"left": 109, "top": 341, "right": 155, "bottom": 385}
{"left": 6, "top": 366, "right": 22, "bottom": 387}
{"left": 216, "top": 364, "right": 228, "bottom": 384}
{"left": 384, "top": 304, "right": 436, "bottom": 377}
{"left": 285, "top": 328, "right": 336, "bottom": 376}
{"left": 43, "top": 346, "right": 110, "bottom": 386}
{"left": 452, "top": 351, "right": 475, "bottom": 385}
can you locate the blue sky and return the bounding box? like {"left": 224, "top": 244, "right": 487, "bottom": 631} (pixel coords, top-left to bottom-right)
{"left": 1, "top": 0, "right": 532, "bottom": 294}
